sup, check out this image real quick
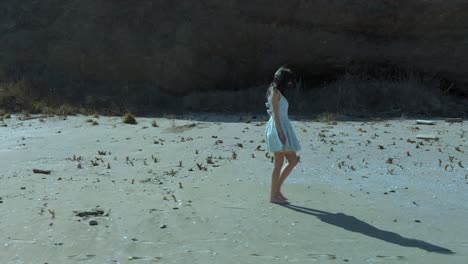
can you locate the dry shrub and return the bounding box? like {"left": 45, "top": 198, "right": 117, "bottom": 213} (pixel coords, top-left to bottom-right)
{"left": 0, "top": 80, "right": 36, "bottom": 112}
{"left": 285, "top": 68, "right": 464, "bottom": 117}
{"left": 123, "top": 113, "right": 137, "bottom": 124}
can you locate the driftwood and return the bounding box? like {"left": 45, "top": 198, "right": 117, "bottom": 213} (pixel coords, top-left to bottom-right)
{"left": 416, "top": 134, "right": 439, "bottom": 140}
{"left": 33, "top": 169, "right": 51, "bottom": 175}
{"left": 445, "top": 118, "right": 463, "bottom": 123}
{"left": 415, "top": 120, "right": 435, "bottom": 125}
{"left": 75, "top": 208, "right": 105, "bottom": 218}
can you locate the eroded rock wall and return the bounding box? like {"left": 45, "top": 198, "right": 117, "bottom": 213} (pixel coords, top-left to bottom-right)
{"left": 1, "top": 0, "right": 467, "bottom": 99}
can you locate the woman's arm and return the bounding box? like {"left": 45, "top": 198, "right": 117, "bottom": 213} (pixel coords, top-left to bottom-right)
{"left": 271, "top": 90, "right": 286, "bottom": 144}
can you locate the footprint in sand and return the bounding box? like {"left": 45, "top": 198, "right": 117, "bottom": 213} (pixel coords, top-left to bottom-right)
{"left": 306, "top": 253, "right": 337, "bottom": 260}
{"left": 68, "top": 254, "right": 96, "bottom": 261}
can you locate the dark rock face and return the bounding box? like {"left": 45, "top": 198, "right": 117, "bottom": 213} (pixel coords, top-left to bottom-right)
{"left": 1, "top": 1, "right": 467, "bottom": 98}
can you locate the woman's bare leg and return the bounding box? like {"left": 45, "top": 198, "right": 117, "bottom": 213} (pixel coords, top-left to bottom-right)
{"left": 270, "top": 152, "right": 286, "bottom": 203}
{"left": 278, "top": 151, "right": 299, "bottom": 199}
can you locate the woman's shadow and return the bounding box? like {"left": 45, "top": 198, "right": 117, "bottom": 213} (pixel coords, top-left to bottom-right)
{"left": 283, "top": 204, "right": 454, "bottom": 254}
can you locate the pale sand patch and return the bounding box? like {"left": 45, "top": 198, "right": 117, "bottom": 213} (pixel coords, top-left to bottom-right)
{"left": 0, "top": 114, "right": 466, "bottom": 263}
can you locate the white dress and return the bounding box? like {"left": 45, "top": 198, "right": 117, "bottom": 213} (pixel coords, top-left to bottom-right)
{"left": 264, "top": 93, "right": 301, "bottom": 153}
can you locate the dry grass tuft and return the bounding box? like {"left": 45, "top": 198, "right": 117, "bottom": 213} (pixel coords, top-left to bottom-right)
{"left": 123, "top": 113, "right": 137, "bottom": 124}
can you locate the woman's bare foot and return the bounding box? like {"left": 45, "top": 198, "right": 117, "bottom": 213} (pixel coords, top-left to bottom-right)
{"left": 270, "top": 194, "right": 289, "bottom": 204}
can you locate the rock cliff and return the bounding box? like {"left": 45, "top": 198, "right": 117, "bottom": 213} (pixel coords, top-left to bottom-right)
{"left": 1, "top": 1, "right": 467, "bottom": 107}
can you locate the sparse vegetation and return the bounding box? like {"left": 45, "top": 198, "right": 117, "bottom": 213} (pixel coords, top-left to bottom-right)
{"left": 0, "top": 63, "right": 465, "bottom": 117}
{"left": 123, "top": 113, "right": 137, "bottom": 124}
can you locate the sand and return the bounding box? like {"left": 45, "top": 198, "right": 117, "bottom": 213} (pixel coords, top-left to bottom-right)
{"left": 0, "top": 114, "right": 467, "bottom": 264}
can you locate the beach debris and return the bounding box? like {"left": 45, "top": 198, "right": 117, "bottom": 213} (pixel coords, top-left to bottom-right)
{"left": 98, "top": 150, "right": 109, "bottom": 155}
{"left": 179, "top": 182, "right": 183, "bottom": 189}
{"left": 123, "top": 113, "right": 137, "bottom": 124}
{"left": 445, "top": 118, "right": 463, "bottom": 123}
{"left": 77, "top": 163, "right": 82, "bottom": 169}
{"left": 164, "top": 169, "right": 177, "bottom": 176}
{"left": 180, "top": 136, "right": 189, "bottom": 142}
{"left": 438, "top": 159, "right": 442, "bottom": 166}
{"left": 71, "top": 155, "right": 83, "bottom": 161}
{"left": 455, "top": 146, "right": 463, "bottom": 153}
{"left": 196, "top": 163, "right": 207, "bottom": 171}
{"left": 160, "top": 224, "right": 167, "bottom": 229}
{"left": 215, "top": 139, "right": 223, "bottom": 145}
{"left": 255, "top": 145, "right": 264, "bottom": 151}
{"left": 386, "top": 158, "right": 393, "bottom": 164}
{"left": 89, "top": 220, "right": 98, "bottom": 226}
{"left": 458, "top": 161, "right": 464, "bottom": 168}
{"left": 449, "top": 156, "right": 455, "bottom": 163}
{"left": 206, "top": 156, "right": 214, "bottom": 164}
{"left": 232, "top": 151, "right": 237, "bottom": 160}
{"left": 251, "top": 154, "right": 255, "bottom": 158}
{"left": 236, "top": 143, "right": 244, "bottom": 148}
{"left": 178, "top": 161, "right": 183, "bottom": 167}
{"left": 33, "top": 169, "right": 51, "bottom": 175}
{"left": 416, "top": 134, "right": 438, "bottom": 140}
{"left": 75, "top": 208, "right": 105, "bottom": 218}
{"left": 407, "top": 151, "right": 411, "bottom": 157}
{"left": 416, "top": 120, "right": 435, "bottom": 125}
{"left": 407, "top": 139, "right": 416, "bottom": 144}
{"left": 91, "top": 160, "right": 99, "bottom": 166}
{"left": 151, "top": 120, "right": 158, "bottom": 127}
{"left": 48, "top": 209, "right": 56, "bottom": 218}
{"left": 378, "top": 145, "right": 385, "bottom": 150}
{"left": 91, "top": 120, "right": 99, "bottom": 126}
{"left": 414, "top": 220, "right": 421, "bottom": 223}
{"left": 195, "top": 149, "right": 199, "bottom": 154}
{"left": 171, "top": 194, "right": 177, "bottom": 202}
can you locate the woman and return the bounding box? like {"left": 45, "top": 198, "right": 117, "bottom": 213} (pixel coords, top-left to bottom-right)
{"left": 265, "top": 66, "right": 301, "bottom": 204}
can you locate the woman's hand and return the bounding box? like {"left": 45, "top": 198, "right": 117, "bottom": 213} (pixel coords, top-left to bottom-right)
{"left": 279, "top": 131, "right": 286, "bottom": 144}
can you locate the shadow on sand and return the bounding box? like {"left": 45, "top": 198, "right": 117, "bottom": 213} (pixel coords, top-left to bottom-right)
{"left": 282, "top": 204, "right": 454, "bottom": 254}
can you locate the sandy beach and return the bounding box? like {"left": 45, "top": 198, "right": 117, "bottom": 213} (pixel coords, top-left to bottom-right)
{"left": 0, "top": 114, "right": 467, "bottom": 264}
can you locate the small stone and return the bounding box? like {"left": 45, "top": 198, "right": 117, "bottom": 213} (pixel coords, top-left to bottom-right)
{"left": 160, "top": 224, "right": 167, "bottom": 229}
{"left": 89, "top": 220, "right": 98, "bottom": 226}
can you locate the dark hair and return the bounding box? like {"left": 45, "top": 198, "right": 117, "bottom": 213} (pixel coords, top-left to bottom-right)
{"left": 266, "top": 66, "right": 296, "bottom": 98}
